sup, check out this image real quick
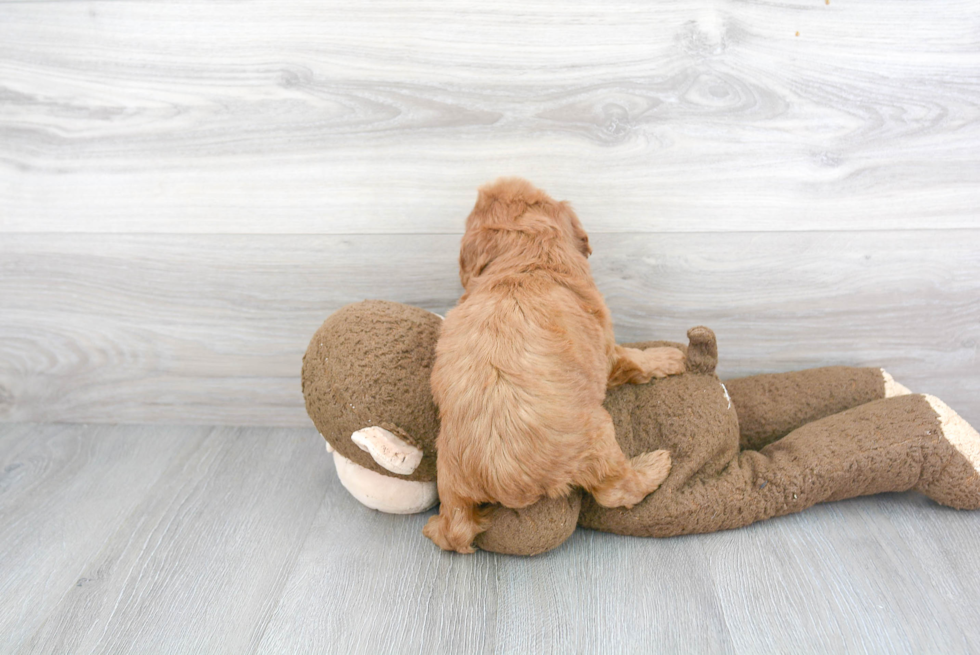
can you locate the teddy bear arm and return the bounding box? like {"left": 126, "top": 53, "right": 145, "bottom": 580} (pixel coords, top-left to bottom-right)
{"left": 724, "top": 366, "right": 899, "bottom": 451}
{"left": 474, "top": 493, "right": 583, "bottom": 556}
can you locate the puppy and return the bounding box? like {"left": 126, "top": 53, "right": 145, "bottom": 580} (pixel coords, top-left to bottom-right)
{"left": 423, "top": 178, "right": 686, "bottom": 553}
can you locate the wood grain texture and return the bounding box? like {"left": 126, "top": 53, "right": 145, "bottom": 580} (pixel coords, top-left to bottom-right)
{"left": 1, "top": 0, "right": 978, "bottom": 233}
{"left": 3, "top": 423, "right": 979, "bottom": 653}
{"left": 1, "top": 230, "right": 977, "bottom": 427}
{"left": 0, "top": 423, "right": 209, "bottom": 652}
{"left": 257, "top": 432, "right": 980, "bottom": 654}
{"left": 23, "top": 425, "right": 328, "bottom": 654}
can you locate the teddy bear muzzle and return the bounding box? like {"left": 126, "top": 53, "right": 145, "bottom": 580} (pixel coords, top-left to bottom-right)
{"left": 326, "top": 425, "right": 438, "bottom": 514}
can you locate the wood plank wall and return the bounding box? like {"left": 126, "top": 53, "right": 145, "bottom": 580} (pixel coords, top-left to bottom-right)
{"left": 2, "top": 0, "right": 978, "bottom": 426}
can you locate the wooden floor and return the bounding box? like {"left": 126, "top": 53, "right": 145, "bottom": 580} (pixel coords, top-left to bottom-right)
{"left": 2, "top": 422, "right": 979, "bottom": 654}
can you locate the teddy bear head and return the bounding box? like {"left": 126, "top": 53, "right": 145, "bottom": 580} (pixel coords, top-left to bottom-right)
{"left": 302, "top": 300, "right": 442, "bottom": 513}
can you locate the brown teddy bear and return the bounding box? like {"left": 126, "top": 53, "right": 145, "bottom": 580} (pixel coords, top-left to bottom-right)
{"left": 302, "top": 300, "right": 980, "bottom": 556}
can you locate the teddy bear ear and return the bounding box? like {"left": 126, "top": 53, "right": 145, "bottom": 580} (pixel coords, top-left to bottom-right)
{"left": 329, "top": 443, "right": 438, "bottom": 514}
{"left": 351, "top": 425, "right": 424, "bottom": 475}
{"left": 327, "top": 425, "right": 437, "bottom": 514}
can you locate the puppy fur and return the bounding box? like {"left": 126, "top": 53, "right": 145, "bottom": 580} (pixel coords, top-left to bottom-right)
{"left": 423, "top": 178, "right": 685, "bottom": 553}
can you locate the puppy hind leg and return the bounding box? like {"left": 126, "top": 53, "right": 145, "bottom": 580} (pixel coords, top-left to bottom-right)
{"left": 422, "top": 490, "right": 488, "bottom": 554}
{"left": 578, "top": 411, "right": 671, "bottom": 508}
{"left": 590, "top": 450, "right": 672, "bottom": 509}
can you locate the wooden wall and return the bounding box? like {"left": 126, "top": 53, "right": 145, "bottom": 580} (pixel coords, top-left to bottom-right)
{"left": 2, "top": 0, "right": 978, "bottom": 426}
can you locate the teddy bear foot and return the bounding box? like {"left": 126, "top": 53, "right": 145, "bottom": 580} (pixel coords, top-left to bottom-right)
{"left": 916, "top": 395, "right": 980, "bottom": 511}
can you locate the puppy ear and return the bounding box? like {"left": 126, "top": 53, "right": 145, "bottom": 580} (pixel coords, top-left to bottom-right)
{"left": 459, "top": 227, "right": 495, "bottom": 289}
{"left": 561, "top": 202, "right": 591, "bottom": 257}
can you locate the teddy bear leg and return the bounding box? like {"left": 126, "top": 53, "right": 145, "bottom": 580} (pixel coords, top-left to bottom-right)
{"left": 744, "top": 394, "right": 980, "bottom": 522}
{"left": 580, "top": 394, "right": 979, "bottom": 537}
{"left": 725, "top": 367, "right": 909, "bottom": 450}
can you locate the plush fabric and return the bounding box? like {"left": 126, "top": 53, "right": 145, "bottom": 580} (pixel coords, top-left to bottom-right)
{"left": 303, "top": 300, "right": 980, "bottom": 555}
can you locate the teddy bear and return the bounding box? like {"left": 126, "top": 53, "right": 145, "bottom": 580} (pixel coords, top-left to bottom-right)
{"left": 302, "top": 300, "right": 980, "bottom": 556}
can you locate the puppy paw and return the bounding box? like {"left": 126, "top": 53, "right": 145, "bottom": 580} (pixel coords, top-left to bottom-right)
{"left": 631, "top": 449, "right": 672, "bottom": 493}
{"left": 423, "top": 515, "right": 455, "bottom": 551}
{"left": 423, "top": 513, "right": 477, "bottom": 554}
{"left": 642, "top": 346, "right": 687, "bottom": 378}
{"left": 595, "top": 450, "right": 672, "bottom": 508}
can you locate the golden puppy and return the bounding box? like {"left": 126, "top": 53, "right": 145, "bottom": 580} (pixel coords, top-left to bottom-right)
{"left": 423, "top": 178, "right": 685, "bottom": 553}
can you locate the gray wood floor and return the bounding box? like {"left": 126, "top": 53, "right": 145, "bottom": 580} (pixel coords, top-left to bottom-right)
{"left": 2, "top": 422, "right": 979, "bottom": 654}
